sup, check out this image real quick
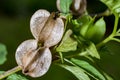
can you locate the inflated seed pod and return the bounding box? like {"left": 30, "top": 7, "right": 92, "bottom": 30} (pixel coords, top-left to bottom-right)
{"left": 56, "top": 0, "right": 87, "bottom": 15}
{"left": 15, "top": 39, "right": 52, "bottom": 77}
{"left": 30, "top": 9, "right": 50, "bottom": 40}
{"left": 70, "top": 0, "right": 87, "bottom": 15}
{"left": 30, "top": 9, "right": 64, "bottom": 47}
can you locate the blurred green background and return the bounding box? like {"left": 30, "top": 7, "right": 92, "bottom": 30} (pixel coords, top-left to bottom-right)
{"left": 0, "top": 0, "right": 120, "bottom": 80}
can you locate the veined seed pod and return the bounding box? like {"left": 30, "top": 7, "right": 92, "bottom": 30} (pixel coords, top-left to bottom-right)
{"left": 15, "top": 39, "right": 52, "bottom": 77}
{"left": 30, "top": 9, "right": 64, "bottom": 47}
{"left": 30, "top": 9, "right": 50, "bottom": 40}
{"left": 56, "top": 0, "right": 87, "bottom": 15}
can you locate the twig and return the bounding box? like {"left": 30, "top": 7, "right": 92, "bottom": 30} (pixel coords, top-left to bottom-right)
{"left": 0, "top": 66, "right": 22, "bottom": 79}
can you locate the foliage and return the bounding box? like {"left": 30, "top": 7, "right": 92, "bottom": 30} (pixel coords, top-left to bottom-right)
{"left": 0, "top": 0, "right": 120, "bottom": 80}
{"left": 0, "top": 43, "right": 7, "bottom": 65}
{"left": 6, "top": 74, "right": 28, "bottom": 80}
{"left": 0, "top": 71, "right": 28, "bottom": 80}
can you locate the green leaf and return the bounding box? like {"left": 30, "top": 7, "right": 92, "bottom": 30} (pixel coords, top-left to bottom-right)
{"left": 85, "top": 41, "right": 100, "bottom": 59}
{"left": 78, "top": 15, "right": 93, "bottom": 37}
{"left": 0, "top": 43, "right": 7, "bottom": 65}
{"left": 85, "top": 18, "right": 106, "bottom": 43}
{"left": 0, "top": 71, "right": 4, "bottom": 74}
{"left": 103, "top": 72, "right": 113, "bottom": 80}
{"left": 71, "top": 58, "right": 106, "bottom": 80}
{"left": 60, "top": 0, "right": 73, "bottom": 13}
{"left": 100, "top": 0, "right": 120, "bottom": 16}
{"left": 56, "top": 29, "right": 77, "bottom": 52}
{"left": 7, "top": 74, "right": 28, "bottom": 80}
{"left": 59, "top": 64, "right": 90, "bottom": 80}
{"left": 72, "top": 15, "right": 90, "bottom": 35}
{"left": 77, "top": 15, "right": 90, "bottom": 25}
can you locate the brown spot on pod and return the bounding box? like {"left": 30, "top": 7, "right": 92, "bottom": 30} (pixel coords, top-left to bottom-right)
{"left": 15, "top": 39, "right": 52, "bottom": 77}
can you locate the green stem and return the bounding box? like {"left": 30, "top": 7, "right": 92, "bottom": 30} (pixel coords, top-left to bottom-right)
{"left": 96, "top": 9, "right": 112, "bottom": 17}
{"left": 112, "top": 14, "right": 119, "bottom": 35}
{"left": 96, "top": 15, "right": 119, "bottom": 48}
{"left": 111, "top": 38, "right": 120, "bottom": 43}
{"left": 59, "top": 52, "right": 64, "bottom": 63}
{"left": 0, "top": 66, "right": 22, "bottom": 79}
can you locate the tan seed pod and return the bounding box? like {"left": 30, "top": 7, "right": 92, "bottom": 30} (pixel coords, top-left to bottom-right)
{"left": 15, "top": 39, "right": 52, "bottom": 77}
{"left": 38, "top": 12, "right": 64, "bottom": 47}
{"left": 15, "top": 39, "right": 38, "bottom": 66}
{"left": 30, "top": 9, "right": 64, "bottom": 47}
{"left": 56, "top": 0, "right": 87, "bottom": 15}
{"left": 30, "top": 9, "right": 50, "bottom": 40}
{"left": 70, "top": 0, "right": 87, "bottom": 15}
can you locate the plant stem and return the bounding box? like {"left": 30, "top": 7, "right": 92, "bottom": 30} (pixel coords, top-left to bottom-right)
{"left": 59, "top": 52, "right": 64, "bottom": 63}
{"left": 96, "top": 15, "right": 119, "bottom": 48}
{"left": 111, "top": 38, "right": 120, "bottom": 43}
{"left": 0, "top": 66, "right": 22, "bottom": 79}
{"left": 96, "top": 9, "right": 112, "bottom": 17}
{"left": 112, "top": 14, "right": 119, "bottom": 35}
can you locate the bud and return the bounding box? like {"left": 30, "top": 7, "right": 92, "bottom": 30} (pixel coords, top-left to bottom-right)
{"left": 15, "top": 39, "right": 52, "bottom": 77}
{"left": 30, "top": 9, "right": 64, "bottom": 47}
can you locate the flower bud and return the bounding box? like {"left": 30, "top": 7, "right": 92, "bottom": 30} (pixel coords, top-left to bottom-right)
{"left": 30, "top": 9, "right": 64, "bottom": 47}
{"left": 15, "top": 39, "right": 52, "bottom": 77}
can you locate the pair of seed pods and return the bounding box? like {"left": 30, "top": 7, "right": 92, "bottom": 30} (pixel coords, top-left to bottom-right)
{"left": 15, "top": 0, "right": 87, "bottom": 77}
{"left": 15, "top": 9, "right": 64, "bottom": 77}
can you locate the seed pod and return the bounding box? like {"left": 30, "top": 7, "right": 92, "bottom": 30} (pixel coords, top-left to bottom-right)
{"left": 70, "top": 0, "right": 87, "bottom": 15}
{"left": 15, "top": 39, "right": 52, "bottom": 77}
{"left": 56, "top": 0, "right": 87, "bottom": 15}
{"left": 30, "top": 9, "right": 64, "bottom": 47}
{"left": 30, "top": 9, "right": 50, "bottom": 40}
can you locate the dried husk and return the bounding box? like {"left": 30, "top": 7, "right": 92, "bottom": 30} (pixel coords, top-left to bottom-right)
{"left": 30, "top": 9, "right": 64, "bottom": 47}
{"left": 70, "top": 0, "right": 87, "bottom": 15}
{"left": 15, "top": 39, "right": 52, "bottom": 77}
{"left": 56, "top": 0, "right": 87, "bottom": 15}
{"left": 16, "top": 9, "right": 64, "bottom": 78}
{"left": 30, "top": 9, "right": 50, "bottom": 40}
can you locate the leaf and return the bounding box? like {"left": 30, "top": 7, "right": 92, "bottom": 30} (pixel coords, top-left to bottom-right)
{"left": 59, "top": 64, "right": 90, "bottom": 80}
{"left": 0, "top": 43, "right": 7, "bottom": 65}
{"left": 56, "top": 29, "right": 78, "bottom": 52}
{"left": 71, "top": 58, "right": 106, "bottom": 80}
{"left": 6, "top": 73, "right": 28, "bottom": 80}
{"left": 103, "top": 72, "right": 114, "bottom": 80}
{"left": 77, "top": 15, "right": 90, "bottom": 25}
{"left": 0, "top": 71, "right": 4, "bottom": 74}
{"left": 60, "top": 0, "right": 73, "bottom": 13}
{"left": 71, "top": 15, "right": 90, "bottom": 35}
{"left": 100, "top": 0, "right": 120, "bottom": 16}
{"left": 85, "top": 41, "right": 100, "bottom": 59}
{"left": 85, "top": 18, "right": 106, "bottom": 43}
{"left": 78, "top": 15, "right": 92, "bottom": 37}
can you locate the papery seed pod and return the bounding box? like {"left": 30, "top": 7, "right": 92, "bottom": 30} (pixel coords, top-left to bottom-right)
{"left": 30, "top": 9, "right": 50, "bottom": 40}
{"left": 56, "top": 0, "right": 87, "bottom": 16}
{"left": 15, "top": 39, "right": 52, "bottom": 77}
{"left": 70, "top": 0, "right": 87, "bottom": 15}
{"left": 30, "top": 9, "right": 64, "bottom": 47}
{"left": 15, "top": 39, "right": 38, "bottom": 66}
